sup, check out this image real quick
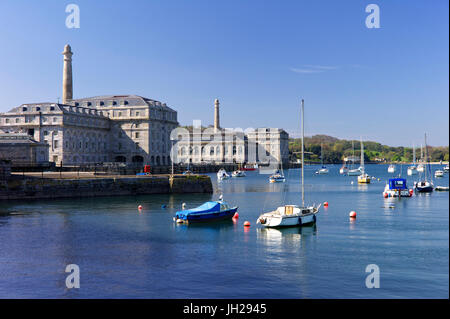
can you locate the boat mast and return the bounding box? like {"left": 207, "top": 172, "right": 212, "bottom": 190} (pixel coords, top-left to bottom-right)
{"left": 301, "top": 99, "right": 305, "bottom": 207}
{"left": 360, "top": 137, "right": 364, "bottom": 174}
{"left": 424, "top": 133, "right": 429, "bottom": 182}
{"left": 413, "top": 144, "right": 416, "bottom": 165}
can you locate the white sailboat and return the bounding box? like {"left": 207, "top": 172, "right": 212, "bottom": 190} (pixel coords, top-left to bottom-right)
{"left": 316, "top": 143, "right": 329, "bottom": 174}
{"left": 357, "top": 138, "right": 371, "bottom": 184}
{"left": 388, "top": 164, "right": 396, "bottom": 173}
{"left": 217, "top": 168, "right": 230, "bottom": 180}
{"left": 414, "top": 134, "right": 434, "bottom": 193}
{"left": 407, "top": 144, "right": 418, "bottom": 176}
{"left": 417, "top": 144, "right": 425, "bottom": 173}
{"left": 348, "top": 140, "right": 362, "bottom": 176}
{"left": 257, "top": 99, "right": 320, "bottom": 228}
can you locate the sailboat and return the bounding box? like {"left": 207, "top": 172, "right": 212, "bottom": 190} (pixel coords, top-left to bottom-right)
{"left": 407, "top": 144, "right": 418, "bottom": 176}
{"left": 339, "top": 160, "right": 349, "bottom": 175}
{"left": 257, "top": 99, "right": 321, "bottom": 228}
{"left": 388, "top": 164, "right": 396, "bottom": 173}
{"left": 357, "top": 138, "right": 371, "bottom": 184}
{"left": 414, "top": 133, "right": 434, "bottom": 193}
{"left": 348, "top": 141, "right": 362, "bottom": 176}
{"left": 316, "top": 143, "right": 329, "bottom": 174}
{"left": 232, "top": 162, "right": 246, "bottom": 177}
{"left": 269, "top": 164, "right": 285, "bottom": 183}
{"left": 417, "top": 144, "right": 425, "bottom": 173}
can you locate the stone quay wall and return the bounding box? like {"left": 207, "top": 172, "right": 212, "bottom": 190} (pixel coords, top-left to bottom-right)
{"left": 0, "top": 175, "right": 212, "bottom": 200}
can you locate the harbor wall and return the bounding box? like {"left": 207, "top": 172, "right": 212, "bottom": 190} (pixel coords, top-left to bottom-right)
{"left": 0, "top": 175, "right": 213, "bottom": 200}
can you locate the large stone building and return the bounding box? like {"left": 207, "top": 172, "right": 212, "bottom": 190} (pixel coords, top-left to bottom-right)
{"left": 174, "top": 99, "right": 289, "bottom": 165}
{"left": 0, "top": 133, "right": 49, "bottom": 166}
{"left": 0, "top": 45, "right": 178, "bottom": 166}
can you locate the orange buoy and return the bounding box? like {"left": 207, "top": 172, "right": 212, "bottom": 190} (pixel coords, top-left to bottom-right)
{"left": 349, "top": 211, "right": 357, "bottom": 218}
{"left": 233, "top": 212, "right": 239, "bottom": 219}
{"left": 138, "top": 205, "right": 143, "bottom": 210}
{"left": 383, "top": 193, "right": 388, "bottom": 198}
{"left": 244, "top": 221, "right": 250, "bottom": 227}
{"left": 324, "top": 202, "right": 329, "bottom": 207}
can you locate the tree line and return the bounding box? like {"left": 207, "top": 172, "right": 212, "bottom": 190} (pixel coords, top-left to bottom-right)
{"left": 289, "top": 135, "right": 449, "bottom": 164}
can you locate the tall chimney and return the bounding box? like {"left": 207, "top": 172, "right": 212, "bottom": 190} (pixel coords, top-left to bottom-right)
{"left": 62, "top": 44, "right": 73, "bottom": 104}
{"left": 214, "top": 98, "right": 220, "bottom": 131}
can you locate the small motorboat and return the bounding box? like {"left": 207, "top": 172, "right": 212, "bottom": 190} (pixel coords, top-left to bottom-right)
{"left": 383, "top": 178, "right": 413, "bottom": 198}
{"left": 387, "top": 164, "right": 396, "bottom": 173}
{"left": 316, "top": 166, "right": 329, "bottom": 174}
{"left": 435, "top": 170, "right": 444, "bottom": 178}
{"left": 217, "top": 168, "right": 230, "bottom": 180}
{"left": 269, "top": 173, "right": 285, "bottom": 183}
{"left": 417, "top": 164, "right": 425, "bottom": 173}
{"left": 414, "top": 181, "right": 434, "bottom": 193}
{"left": 358, "top": 173, "right": 371, "bottom": 184}
{"left": 339, "top": 165, "right": 349, "bottom": 175}
{"left": 407, "top": 165, "right": 418, "bottom": 176}
{"left": 435, "top": 186, "right": 449, "bottom": 191}
{"left": 174, "top": 198, "right": 238, "bottom": 224}
{"left": 444, "top": 164, "right": 449, "bottom": 172}
{"left": 231, "top": 170, "right": 246, "bottom": 177}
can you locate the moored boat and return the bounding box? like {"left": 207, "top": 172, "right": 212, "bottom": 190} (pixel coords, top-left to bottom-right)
{"left": 357, "top": 138, "right": 371, "bottom": 184}
{"left": 339, "top": 164, "right": 349, "bottom": 175}
{"left": 388, "top": 164, "right": 396, "bottom": 173}
{"left": 435, "top": 170, "right": 444, "bottom": 178}
{"left": 217, "top": 168, "right": 230, "bottom": 180}
{"left": 257, "top": 99, "right": 320, "bottom": 228}
{"left": 269, "top": 169, "right": 285, "bottom": 183}
{"left": 407, "top": 144, "right": 418, "bottom": 176}
{"left": 174, "top": 199, "right": 238, "bottom": 224}
{"left": 383, "top": 178, "right": 413, "bottom": 198}
{"left": 444, "top": 164, "right": 449, "bottom": 172}
{"left": 315, "top": 143, "right": 329, "bottom": 174}
{"left": 414, "top": 133, "right": 434, "bottom": 193}
{"left": 231, "top": 170, "right": 246, "bottom": 177}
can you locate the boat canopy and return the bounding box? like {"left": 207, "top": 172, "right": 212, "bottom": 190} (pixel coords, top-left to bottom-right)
{"left": 176, "top": 201, "right": 221, "bottom": 217}
{"left": 388, "top": 178, "right": 407, "bottom": 190}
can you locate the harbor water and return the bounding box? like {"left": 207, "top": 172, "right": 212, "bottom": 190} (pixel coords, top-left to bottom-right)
{"left": 0, "top": 164, "right": 448, "bottom": 298}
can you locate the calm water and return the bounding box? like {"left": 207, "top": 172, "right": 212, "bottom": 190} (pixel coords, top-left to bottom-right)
{"left": 0, "top": 164, "right": 448, "bottom": 298}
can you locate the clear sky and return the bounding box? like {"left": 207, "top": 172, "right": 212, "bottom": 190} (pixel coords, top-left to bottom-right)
{"left": 0, "top": 0, "right": 448, "bottom": 146}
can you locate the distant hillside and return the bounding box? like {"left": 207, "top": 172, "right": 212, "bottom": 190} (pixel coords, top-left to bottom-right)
{"left": 289, "top": 135, "right": 449, "bottom": 163}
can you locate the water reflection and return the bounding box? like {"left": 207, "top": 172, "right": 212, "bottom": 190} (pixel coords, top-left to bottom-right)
{"left": 256, "top": 225, "right": 317, "bottom": 249}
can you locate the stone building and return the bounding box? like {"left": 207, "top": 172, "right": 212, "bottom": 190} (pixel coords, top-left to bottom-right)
{"left": 174, "top": 99, "right": 289, "bottom": 165}
{"left": 0, "top": 45, "right": 178, "bottom": 166}
{"left": 0, "top": 133, "right": 49, "bottom": 165}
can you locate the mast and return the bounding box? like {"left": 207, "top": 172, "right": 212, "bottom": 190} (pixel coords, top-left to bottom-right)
{"left": 424, "top": 133, "right": 429, "bottom": 182}
{"left": 413, "top": 144, "right": 416, "bottom": 165}
{"left": 360, "top": 137, "right": 364, "bottom": 174}
{"left": 321, "top": 143, "right": 323, "bottom": 166}
{"left": 301, "top": 99, "right": 305, "bottom": 207}
{"left": 351, "top": 140, "right": 355, "bottom": 169}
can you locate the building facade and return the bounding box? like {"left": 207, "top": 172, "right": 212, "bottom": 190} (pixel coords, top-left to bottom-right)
{"left": 0, "top": 133, "right": 49, "bottom": 165}
{"left": 0, "top": 45, "right": 178, "bottom": 166}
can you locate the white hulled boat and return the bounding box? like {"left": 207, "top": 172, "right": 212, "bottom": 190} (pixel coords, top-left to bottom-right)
{"left": 232, "top": 170, "right": 246, "bottom": 177}
{"left": 347, "top": 141, "right": 362, "bottom": 176}
{"left": 217, "top": 168, "right": 230, "bottom": 180}
{"left": 388, "top": 164, "right": 396, "bottom": 173}
{"left": 414, "top": 134, "right": 434, "bottom": 193}
{"left": 315, "top": 143, "right": 329, "bottom": 174}
{"left": 357, "top": 138, "right": 371, "bottom": 184}
{"left": 407, "top": 144, "right": 418, "bottom": 176}
{"left": 435, "top": 170, "right": 444, "bottom": 178}
{"left": 257, "top": 99, "right": 320, "bottom": 228}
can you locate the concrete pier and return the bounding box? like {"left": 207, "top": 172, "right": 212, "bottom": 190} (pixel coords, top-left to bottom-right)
{"left": 0, "top": 174, "right": 212, "bottom": 200}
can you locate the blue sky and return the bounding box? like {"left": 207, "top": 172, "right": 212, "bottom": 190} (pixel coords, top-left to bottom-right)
{"left": 0, "top": 0, "right": 448, "bottom": 146}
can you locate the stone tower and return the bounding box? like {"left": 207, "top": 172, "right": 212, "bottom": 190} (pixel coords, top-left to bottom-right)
{"left": 62, "top": 44, "right": 73, "bottom": 104}
{"left": 214, "top": 98, "right": 220, "bottom": 131}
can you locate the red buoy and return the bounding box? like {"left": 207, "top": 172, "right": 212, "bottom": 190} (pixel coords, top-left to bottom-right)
{"left": 324, "top": 202, "right": 329, "bottom": 207}
{"left": 349, "top": 211, "right": 357, "bottom": 218}
{"left": 233, "top": 212, "right": 239, "bottom": 219}
{"left": 138, "top": 205, "right": 143, "bottom": 210}
{"left": 244, "top": 221, "right": 250, "bottom": 227}
{"left": 383, "top": 193, "right": 388, "bottom": 198}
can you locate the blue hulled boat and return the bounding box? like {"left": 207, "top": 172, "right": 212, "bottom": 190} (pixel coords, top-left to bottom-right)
{"left": 174, "top": 200, "right": 238, "bottom": 224}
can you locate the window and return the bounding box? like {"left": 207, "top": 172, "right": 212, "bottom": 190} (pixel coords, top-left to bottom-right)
{"left": 15, "top": 118, "right": 19, "bottom": 123}
{"left": 135, "top": 132, "right": 139, "bottom": 139}
{"left": 53, "top": 140, "right": 59, "bottom": 149}
{"left": 22, "top": 107, "right": 27, "bottom": 111}
{"left": 118, "top": 112, "right": 122, "bottom": 117}
{"left": 43, "top": 131, "right": 48, "bottom": 136}
{"left": 36, "top": 107, "right": 40, "bottom": 111}
{"left": 5, "top": 119, "right": 9, "bottom": 123}
{"left": 53, "top": 117, "right": 57, "bottom": 122}
{"left": 135, "top": 142, "right": 139, "bottom": 150}
{"left": 136, "top": 111, "right": 140, "bottom": 116}
{"left": 50, "top": 106, "right": 55, "bottom": 111}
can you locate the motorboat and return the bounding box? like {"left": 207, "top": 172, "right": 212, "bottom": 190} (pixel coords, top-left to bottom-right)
{"left": 174, "top": 198, "right": 238, "bottom": 224}
{"left": 242, "top": 163, "right": 258, "bottom": 171}
{"left": 383, "top": 178, "right": 413, "bottom": 198}
{"left": 357, "top": 138, "right": 371, "bottom": 184}
{"left": 435, "top": 186, "right": 449, "bottom": 191}
{"left": 217, "top": 168, "right": 230, "bottom": 180}
{"left": 444, "top": 164, "right": 449, "bottom": 172}
{"left": 257, "top": 99, "right": 320, "bottom": 228}
{"left": 417, "top": 163, "right": 425, "bottom": 173}
{"left": 388, "top": 164, "right": 396, "bottom": 173}
{"left": 339, "top": 164, "right": 349, "bottom": 175}
{"left": 435, "top": 170, "right": 444, "bottom": 178}
{"left": 231, "top": 170, "right": 246, "bottom": 177}
{"left": 269, "top": 170, "right": 286, "bottom": 183}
